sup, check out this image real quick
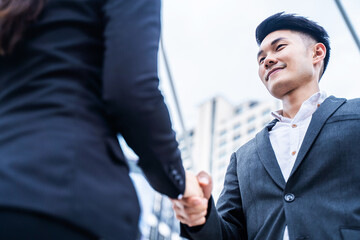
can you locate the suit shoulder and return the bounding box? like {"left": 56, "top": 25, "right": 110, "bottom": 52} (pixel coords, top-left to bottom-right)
{"left": 234, "top": 136, "right": 257, "bottom": 160}
{"left": 322, "top": 96, "right": 360, "bottom": 118}
{"left": 345, "top": 97, "right": 360, "bottom": 105}
{"left": 337, "top": 97, "right": 360, "bottom": 113}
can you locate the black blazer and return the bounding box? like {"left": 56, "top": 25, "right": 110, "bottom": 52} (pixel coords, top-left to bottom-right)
{"left": 0, "top": 0, "right": 185, "bottom": 239}
{"left": 182, "top": 96, "right": 360, "bottom": 240}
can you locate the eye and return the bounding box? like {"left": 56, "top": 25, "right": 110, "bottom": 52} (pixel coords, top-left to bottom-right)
{"left": 259, "top": 57, "right": 265, "bottom": 64}
{"left": 276, "top": 44, "right": 286, "bottom": 51}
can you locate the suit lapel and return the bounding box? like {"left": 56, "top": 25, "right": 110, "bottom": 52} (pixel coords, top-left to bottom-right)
{"left": 289, "top": 96, "right": 346, "bottom": 177}
{"left": 256, "top": 119, "right": 286, "bottom": 190}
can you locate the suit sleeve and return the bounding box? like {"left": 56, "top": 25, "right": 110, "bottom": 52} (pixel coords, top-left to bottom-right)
{"left": 101, "top": 0, "right": 185, "bottom": 199}
{"left": 180, "top": 153, "right": 247, "bottom": 239}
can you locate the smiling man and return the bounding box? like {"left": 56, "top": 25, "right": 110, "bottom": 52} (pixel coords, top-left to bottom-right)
{"left": 172, "top": 12, "right": 360, "bottom": 239}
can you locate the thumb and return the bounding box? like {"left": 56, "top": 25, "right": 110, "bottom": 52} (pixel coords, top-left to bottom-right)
{"left": 196, "top": 171, "right": 212, "bottom": 200}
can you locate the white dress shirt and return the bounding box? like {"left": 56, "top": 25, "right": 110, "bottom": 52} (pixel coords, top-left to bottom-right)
{"left": 268, "top": 91, "right": 327, "bottom": 240}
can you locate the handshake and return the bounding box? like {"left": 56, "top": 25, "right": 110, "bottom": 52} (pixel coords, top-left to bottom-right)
{"left": 171, "top": 171, "right": 212, "bottom": 227}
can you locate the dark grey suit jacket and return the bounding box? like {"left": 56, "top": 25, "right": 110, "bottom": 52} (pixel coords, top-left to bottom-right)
{"left": 0, "top": 0, "right": 185, "bottom": 239}
{"left": 182, "top": 96, "right": 360, "bottom": 240}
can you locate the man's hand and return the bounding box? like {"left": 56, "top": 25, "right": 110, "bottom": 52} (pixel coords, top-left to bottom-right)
{"left": 183, "top": 171, "right": 204, "bottom": 198}
{"left": 171, "top": 171, "right": 212, "bottom": 227}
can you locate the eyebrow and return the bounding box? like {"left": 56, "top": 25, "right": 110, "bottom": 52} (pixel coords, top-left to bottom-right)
{"left": 257, "top": 37, "right": 287, "bottom": 59}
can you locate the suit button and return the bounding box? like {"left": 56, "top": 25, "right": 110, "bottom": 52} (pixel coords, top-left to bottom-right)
{"left": 284, "top": 193, "right": 295, "bottom": 202}
{"left": 171, "top": 169, "right": 178, "bottom": 176}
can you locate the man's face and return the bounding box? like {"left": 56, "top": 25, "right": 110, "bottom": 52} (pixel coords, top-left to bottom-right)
{"left": 257, "top": 30, "right": 315, "bottom": 99}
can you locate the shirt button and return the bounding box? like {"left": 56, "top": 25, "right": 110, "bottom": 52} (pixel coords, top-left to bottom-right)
{"left": 291, "top": 151, "right": 296, "bottom": 156}
{"left": 284, "top": 193, "right": 295, "bottom": 202}
{"left": 292, "top": 124, "right": 297, "bottom": 128}
{"left": 317, "top": 103, "right": 321, "bottom": 108}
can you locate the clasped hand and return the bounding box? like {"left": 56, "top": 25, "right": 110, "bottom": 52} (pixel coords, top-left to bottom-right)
{"left": 171, "top": 171, "right": 212, "bottom": 227}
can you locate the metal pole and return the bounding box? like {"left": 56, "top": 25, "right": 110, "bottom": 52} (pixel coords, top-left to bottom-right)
{"left": 334, "top": 0, "right": 360, "bottom": 53}
{"left": 159, "top": 35, "right": 193, "bottom": 167}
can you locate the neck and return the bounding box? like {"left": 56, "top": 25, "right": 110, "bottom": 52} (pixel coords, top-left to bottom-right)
{"left": 281, "top": 81, "right": 320, "bottom": 119}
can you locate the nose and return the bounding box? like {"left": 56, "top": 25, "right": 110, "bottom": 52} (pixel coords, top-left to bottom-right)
{"left": 264, "top": 56, "right": 277, "bottom": 69}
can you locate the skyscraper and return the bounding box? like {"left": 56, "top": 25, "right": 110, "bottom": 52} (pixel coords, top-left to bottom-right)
{"left": 178, "top": 96, "right": 280, "bottom": 200}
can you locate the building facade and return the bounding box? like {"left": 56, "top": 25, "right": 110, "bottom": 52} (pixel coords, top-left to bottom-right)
{"left": 179, "top": 96, "right": 280, "bottom": 200}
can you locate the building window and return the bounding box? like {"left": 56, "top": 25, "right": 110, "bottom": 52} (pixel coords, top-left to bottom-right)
{"left": 189, "top": 130, "right": 194, "bottom": 137}
{"left": 219, "top": 129, "right": 227, "bottom": 136}
{"left": 248, "top": 127, "right": 256, "bottom": 134}
{"left": 247, "top": 116, "right": 256, "bottom": 123}
{"left": 235, "top": 107, "right": 243, "bottom": 114}
{"left": 249, "top": 101, "right": 259, "bottom": 108}
{"left": 262, "top": 108, "right": 271, "bottom": 116}
{"left": 219, "top": 140, "right": 227, "bottom": 147}
{"left": 233, "top": 122, "right": 241, "bottom": 130}
{"left": 219, "top": 151, "right": 227, "bottom": 158}
{"left": 233, "top": 134, "right": 241, "bottom": 141}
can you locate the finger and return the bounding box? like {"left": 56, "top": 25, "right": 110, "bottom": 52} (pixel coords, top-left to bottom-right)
{"left": 172, "top": 202, "right": 180, "bottom": 211}
{"left": 197, "top": 171, "right": 210, "bottom": 185}
{"left": 173, "top": 203, "right": 205, "bottom": 217}
{"left": 186, "top": 210, "right": 207, "bottom": 221}
{"left": 183, "top": 200, "right": 207, "bottom": 214}
{"left": 184, "top": 171, "right": 204, "bottom": 198}
{"left": 175, "top": 205, "right": 207, "bottom": 221}
{"left": 175, "top": 213, "right": 185, "bottom": 222}
{"left": 181, "top": 196, "right": 205, "bottom": 207}
{"left": 196, "top": 171, "right": 213, "bottom": 199}
{"left": 171, "top": 197, "right": 201, "bottom": 210}
{"left": 174, "top": 206, "right": 191, "bottom": 222}
{"left": 172, "top": 200, "right": 185, "bottom": 212}
{"left": 182, "top": 196, "right": 208, "bottom": 208}
{"left": 176, "top": 211, "right": 206, "bottom": 227}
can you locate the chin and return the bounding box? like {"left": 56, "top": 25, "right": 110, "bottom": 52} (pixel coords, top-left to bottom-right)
{"left": 267, "top": 81, "right": 291, "bottom": 99}
{"left": 269, "top": 91, "right": 285, "bottom": 100}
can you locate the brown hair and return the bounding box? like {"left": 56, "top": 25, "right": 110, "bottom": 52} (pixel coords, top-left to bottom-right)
{"left": 0, "top": 0, "right": 46, "bottom": 55}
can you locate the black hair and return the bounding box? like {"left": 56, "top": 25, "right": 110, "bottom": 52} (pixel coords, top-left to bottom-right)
{"left": 0, "top": 0, "right": 46, "bottom": 55}
{"left": 255, "top": 12, "right": 331, "bottom": 77}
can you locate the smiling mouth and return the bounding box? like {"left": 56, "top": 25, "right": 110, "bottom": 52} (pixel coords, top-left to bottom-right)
{"left": 266, "top": 67, "right": 284, "bottom": 81}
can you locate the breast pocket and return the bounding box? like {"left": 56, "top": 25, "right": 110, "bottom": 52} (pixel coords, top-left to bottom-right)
{"left": 340, "top": 227, "right": 360, "bottom": 240}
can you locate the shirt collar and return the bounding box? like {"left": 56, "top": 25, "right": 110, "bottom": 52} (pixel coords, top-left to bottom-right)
{"left": 271, "top": 91, "right": 327, "bottom": 123}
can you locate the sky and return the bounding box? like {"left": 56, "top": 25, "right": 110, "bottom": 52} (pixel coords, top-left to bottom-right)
{"left": 157, "top": 0, "right": 360, "bottom": 133}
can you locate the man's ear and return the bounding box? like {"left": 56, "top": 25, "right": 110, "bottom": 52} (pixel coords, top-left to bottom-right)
{"left": 313, "top": 42, "right": 326, "bottom": 65}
